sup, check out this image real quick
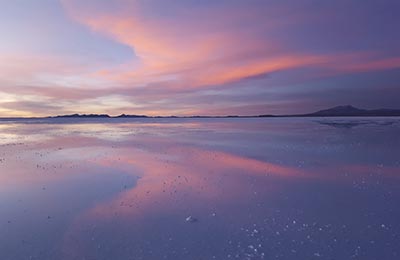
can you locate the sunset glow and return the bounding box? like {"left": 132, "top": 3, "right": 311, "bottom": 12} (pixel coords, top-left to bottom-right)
{"left": 1, "top": 0, "right": 399, "bottom": 116}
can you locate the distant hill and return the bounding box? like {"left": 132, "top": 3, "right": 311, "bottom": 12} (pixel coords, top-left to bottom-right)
{"left": 305, "top": 105, "right": 400, "bottom": 117}
{"left": 50, "top": 114, "right": 151, "bottom": 119}
{"left": 258, "top": 105, "right": 400, "bottom": 117}
{"left": 50, "top": 114, "right": 111, "bottom": 118}
{"left": 116, "top": 114, "right": 148, "bottom": 118}
{"left": 257, "top": 105, "right": 400, "bottom": 117}
{"left": 310, "top": 105, "right": 365, "bottom": 116}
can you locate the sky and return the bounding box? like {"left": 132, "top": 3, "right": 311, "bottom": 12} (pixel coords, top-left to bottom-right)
{"left": 0, "top": 0, "right": 399, "bottom": 117}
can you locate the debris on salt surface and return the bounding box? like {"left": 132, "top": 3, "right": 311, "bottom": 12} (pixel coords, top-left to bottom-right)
{"left": 185, "top": 216, "right": 198, "bottom": 223}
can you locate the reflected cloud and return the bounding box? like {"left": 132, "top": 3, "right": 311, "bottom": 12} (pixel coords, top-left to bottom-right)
{"left": 82, "top": 146, "right": 309, "bottom": 217}
{"left": 1, "top": 119, "right": 399, "bottom": 259}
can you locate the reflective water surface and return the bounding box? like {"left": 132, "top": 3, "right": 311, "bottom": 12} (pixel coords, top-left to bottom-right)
{"left": 0, "top": 117, "right": 399, "bottom": 260}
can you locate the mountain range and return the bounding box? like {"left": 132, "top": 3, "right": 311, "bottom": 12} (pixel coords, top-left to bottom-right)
{"left": 1, "top": 105, "right": 400, "bottom": 120}
{"left": 53, "top": 105, "right": 400, "bottom": 118}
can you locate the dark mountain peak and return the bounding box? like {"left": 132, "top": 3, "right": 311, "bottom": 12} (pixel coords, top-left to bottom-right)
{"left": 331, "top": 105, "right": 359, "bottom": 110}
{"left": 306, "top": 105, "right": 400, "bottom": 117}
{"left": 312, "top": 105, "right": 366, "bottom": 116}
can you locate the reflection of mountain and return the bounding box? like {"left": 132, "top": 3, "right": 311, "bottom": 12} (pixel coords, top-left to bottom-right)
{"left": 315, "top": 121, "right": 368, "bottom": 129}
{"left": 306, "top": 105, "right": 400, "bottom": 117}
{"left": 315, "top": 120, "right": 397, "bottom": 129}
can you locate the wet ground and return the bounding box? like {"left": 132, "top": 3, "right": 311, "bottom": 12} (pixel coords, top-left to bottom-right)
{"left": 0, "top": 117, "right": 399, "bottom": 260}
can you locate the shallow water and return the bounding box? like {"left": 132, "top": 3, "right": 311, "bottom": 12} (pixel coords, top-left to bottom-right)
{"left": 0, "top": 117, "right": 399, "bottom": 260}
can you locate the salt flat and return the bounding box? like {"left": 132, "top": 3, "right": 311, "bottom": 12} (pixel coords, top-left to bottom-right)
{"left": 0, "top": 118, "right": 399, "bottom": 260}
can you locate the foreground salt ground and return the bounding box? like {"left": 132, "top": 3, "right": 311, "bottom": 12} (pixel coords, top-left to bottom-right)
{"left": 0, "top": 118, "right": 399, "bottom": 260}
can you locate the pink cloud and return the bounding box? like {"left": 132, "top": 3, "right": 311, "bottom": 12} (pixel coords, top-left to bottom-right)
{"left": 60, "top": 0, "right": 400, "bottom": 94}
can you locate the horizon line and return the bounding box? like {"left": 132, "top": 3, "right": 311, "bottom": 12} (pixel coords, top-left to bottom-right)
{"left": 1, "top": 105, "right": 400, "bottom": 119}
